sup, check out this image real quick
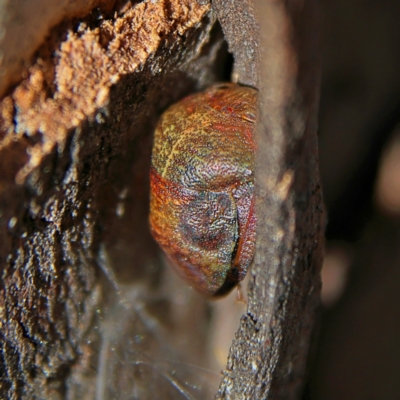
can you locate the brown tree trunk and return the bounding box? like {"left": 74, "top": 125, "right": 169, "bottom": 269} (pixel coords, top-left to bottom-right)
{"left": 0, "top": 0, "right": 323, "bottom": 398}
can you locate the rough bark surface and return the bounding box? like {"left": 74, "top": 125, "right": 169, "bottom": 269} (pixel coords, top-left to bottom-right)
{"left": 0, "top": 0, "right": 323, "bottom": 399}
{"left": 0, "top": 0, "right": 115, "bottom": 98}
{"left": 0, "top": 1, "right": 226, "bottom": 398}
{"left": 212, "top": 0, "right": 258, "bottom": 88}
{"left": 215, "top": 0, "right": 324, "bottom": 398}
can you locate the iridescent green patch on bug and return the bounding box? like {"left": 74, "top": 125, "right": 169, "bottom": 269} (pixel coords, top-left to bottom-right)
{"left": 149, "top": 83, "right": 257, "bottom": 297}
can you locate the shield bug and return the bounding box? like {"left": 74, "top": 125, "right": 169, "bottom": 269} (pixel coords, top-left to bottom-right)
{"left": 149, "top": 83, "right": 257, "bottom": 297}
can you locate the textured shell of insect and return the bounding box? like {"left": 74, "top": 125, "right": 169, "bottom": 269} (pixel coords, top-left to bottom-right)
{"left": 149, "top": 83, "right": 257, "bottom": 297}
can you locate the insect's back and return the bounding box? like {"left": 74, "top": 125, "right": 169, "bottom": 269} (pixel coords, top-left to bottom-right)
{"left": 150, "top": 83, "right": 257, "bottom": 297}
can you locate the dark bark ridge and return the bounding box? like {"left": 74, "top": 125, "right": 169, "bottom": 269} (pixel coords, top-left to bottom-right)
{"left": 214, "top": 1, "right": 324, "bottom": 398}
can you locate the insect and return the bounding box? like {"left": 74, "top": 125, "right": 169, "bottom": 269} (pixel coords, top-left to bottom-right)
{"left": 149, "top": 83, "right": 257, "bottom": 297}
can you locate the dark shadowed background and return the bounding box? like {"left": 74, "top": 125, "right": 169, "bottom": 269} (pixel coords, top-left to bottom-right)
{"left": 306, "top": 1, "right": 400, "bottom": 398}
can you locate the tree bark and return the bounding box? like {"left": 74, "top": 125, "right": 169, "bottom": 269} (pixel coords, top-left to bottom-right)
{"left": 215, "top": 1, "right": 324, "bottom": 398}
{"left": 0, "top": 0, "right": 324, "bottom": 398}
